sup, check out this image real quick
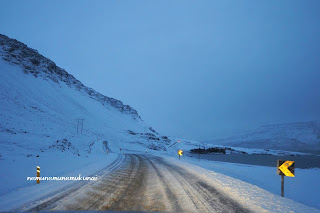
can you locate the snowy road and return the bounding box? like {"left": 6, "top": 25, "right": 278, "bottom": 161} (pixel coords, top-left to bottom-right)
{"left": 27, "top": 154, "right": 249, "bottom": 213}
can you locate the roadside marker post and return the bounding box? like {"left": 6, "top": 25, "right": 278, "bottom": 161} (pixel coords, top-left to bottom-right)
{"left": 37, "top": 166, "right": 40, "bottom": 184}
{"left": 277, "top": 160, "right": 295, "bottom": 197}
{"left": 178, "top": 150, "right": 183, "bottom": 160}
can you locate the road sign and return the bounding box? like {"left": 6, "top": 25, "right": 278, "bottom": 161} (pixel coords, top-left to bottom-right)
{"left": 277, "top": 160, "right": 295, "bottom": 197}
{"left": 277, "top": 160, "right": 295, "bottom": 177}
{"left": 177, "top": 140, "right": 181, "bottom": 143}
{"left": 178, "top": 150, "right": 183, "bottom": 160}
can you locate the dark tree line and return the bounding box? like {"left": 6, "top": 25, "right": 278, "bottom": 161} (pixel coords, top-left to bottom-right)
{"left": 190, "top": 147, "right": 226, "bottom": 154}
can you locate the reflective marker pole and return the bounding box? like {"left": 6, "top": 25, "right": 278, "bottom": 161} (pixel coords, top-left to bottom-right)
{"left": 37, "top": 166, "right": 40, "bottom": 184}
{"left": 281, "top": 175, "right": 284, "bottom": 197}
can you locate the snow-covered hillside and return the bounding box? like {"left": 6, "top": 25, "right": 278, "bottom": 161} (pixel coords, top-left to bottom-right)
{"left": 0, "top": 34, "right": 173, "bottom": 166}
{"left": 205, "top": 121, "right": 320, "bottom": 154}
{"left": 1, "top": 34, "right": 319, "bottom": 213}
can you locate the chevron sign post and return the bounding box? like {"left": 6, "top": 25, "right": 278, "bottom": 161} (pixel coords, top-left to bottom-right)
{"left": 277, "top": 160, "right": 295, "bottom": 197}
{"left": 178, "top": 150, "right": 183, "bottom": 160}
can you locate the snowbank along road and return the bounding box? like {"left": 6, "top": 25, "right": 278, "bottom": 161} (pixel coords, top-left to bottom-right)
{"left": 25, "top": 154, "right": 249, "bottom": 213}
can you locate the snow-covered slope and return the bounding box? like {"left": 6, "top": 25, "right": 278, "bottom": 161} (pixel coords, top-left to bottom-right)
{"left": 0, "top": 35, "right": 140, "bottom": 119}
{"left": 205, "top": 121, "right": 320, "bottom": 154}
{"left": 0, "top": 34, "right": 173, "bottom": 162}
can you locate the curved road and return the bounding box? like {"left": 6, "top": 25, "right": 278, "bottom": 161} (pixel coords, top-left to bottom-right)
{"left": 28, "top": 154, "right": 249, "bottom": 213}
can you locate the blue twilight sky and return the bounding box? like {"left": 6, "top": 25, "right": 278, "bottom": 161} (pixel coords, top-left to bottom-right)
{"left": 1, "top": 1, "right": 320, "bottom": 140}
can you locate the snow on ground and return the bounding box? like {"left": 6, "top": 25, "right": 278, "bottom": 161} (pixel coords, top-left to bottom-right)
{"left": 0, "top": 152, "right": 122, "bottom": 211}
{"left": 166, "top": 138, "right": 315, "bottom": 156}
{"left": 147, "top": 137, "right": 320, "bottom": 211}
{"left": 1, "top": 36, "right": 319, "bottom": 212}
{"left": 153, "top": 151, "right": 320, "bottom": 212}
{"left": 0, "top": 49, "right": 172, "bottom": 211}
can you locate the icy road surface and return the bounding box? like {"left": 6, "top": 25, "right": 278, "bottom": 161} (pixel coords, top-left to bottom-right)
{"left": 26, "top": 154, "right": 248, "bottom": 213}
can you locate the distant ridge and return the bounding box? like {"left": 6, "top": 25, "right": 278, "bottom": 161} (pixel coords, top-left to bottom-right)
{"left": 204, "top": 121, "right": 320, "bottom": 154}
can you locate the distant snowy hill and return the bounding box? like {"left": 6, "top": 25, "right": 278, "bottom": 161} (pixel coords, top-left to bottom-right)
{"left": 204, "top": 121, "right": 320, "bottom": 154}
{"left": 0, "top": 34, "right": 172, "bottom": 162}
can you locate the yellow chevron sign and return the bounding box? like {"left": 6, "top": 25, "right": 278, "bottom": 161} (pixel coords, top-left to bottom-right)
{"left": 178, "top": 150, "right": 183, "bottom": 156}
{"left": 277, "top": 160, "right": 295, "bottom": 177}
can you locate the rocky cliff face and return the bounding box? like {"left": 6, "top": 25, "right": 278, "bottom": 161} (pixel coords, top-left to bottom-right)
{"left": 0, "top": 34, "right": 141, "bottom": 120}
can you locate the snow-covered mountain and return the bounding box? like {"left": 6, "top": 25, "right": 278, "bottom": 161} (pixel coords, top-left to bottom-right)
{"left": 0, "top": 34, "right": 172, "bottom": 162}
{"left": 204, "top": 121, "right": 320, "bottom": 154}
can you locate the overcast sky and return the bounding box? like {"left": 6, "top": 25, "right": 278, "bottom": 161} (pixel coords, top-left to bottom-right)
{"left": 1, "top": 0, "right": 320, "bottom": 140}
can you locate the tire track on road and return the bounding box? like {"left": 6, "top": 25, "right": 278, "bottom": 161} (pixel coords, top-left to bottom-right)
{"left": 25, "top": 154, "right": 250, "bottom": 213}
{"left": 144, "top": 155, "right": 184, "bottom": 212}
{"left": 21, "top": 153, "right": 125, "bottom": 212}
{"left": 153, "top": 156, "right": 250, "bottom": 213}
